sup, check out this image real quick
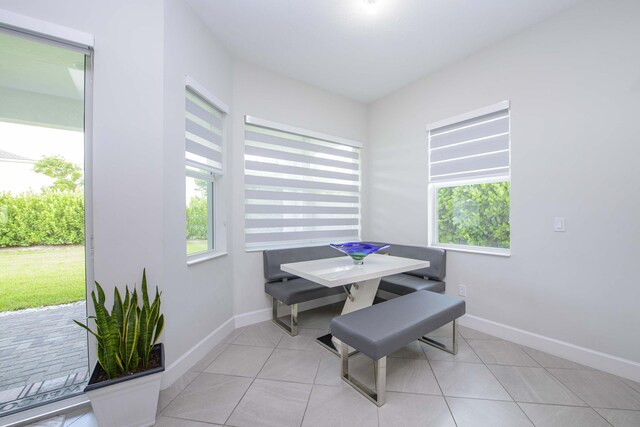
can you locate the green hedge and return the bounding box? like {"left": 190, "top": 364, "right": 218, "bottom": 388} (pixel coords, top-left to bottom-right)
{"left": 186, "top": 196, "right": 207, "bottom": 240}
{"left": 0, "top": 191, "right": 84, "bottom": 247}
{"left": 437, "top": 181, "right": 510, "bottom": 249}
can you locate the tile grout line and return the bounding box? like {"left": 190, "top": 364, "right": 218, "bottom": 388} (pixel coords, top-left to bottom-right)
{"left": 294, "top": 335, "right": 327, "bottom": 427}
{"left": 542, "top": 366, "right": 640, "bottom": 416}
{"left": 298, "top": 383, "right": 314, "bottom": 427}
{"left": 483, "top": 362, "right": 537, "bottom": 426}
{"left": 223, "top": 331, "right": 283, "bottom": 426}
{"left": 513, "top": 401, "right": 616, "bottom": 427}
{"left": 457, "top": 331, "right": 537, "bottom": 425}
{"left": 532, "top": 364, "right": 588, "bottom": 407}
{"left": 462, "top": 329, "right": 636, "bottom": 425}
{"left": 422, "top": 334, "right": 460, "bottom": 427}
{"left": 158, "top": 365, "right": 203, "bottom": 416}
{"left": 160, "top": 413, "right": 225, "bottom": 425}
{"left": 468, "top": 338, "right": 542, "bottom": 426}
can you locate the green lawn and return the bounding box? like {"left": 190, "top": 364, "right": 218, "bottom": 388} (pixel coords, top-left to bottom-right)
{"left": 187, "top": 239, "right": 208, "bottom": 255}
{"left": 0, "top": 245, "right": 86, "bottom": 312}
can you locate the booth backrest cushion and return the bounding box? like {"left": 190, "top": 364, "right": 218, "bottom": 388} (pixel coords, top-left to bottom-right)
{"left": 263, "top": 245, "right": 340, "bottom": 282}
{"left": 383, "top": 245, "right": 446, "bottom": 280}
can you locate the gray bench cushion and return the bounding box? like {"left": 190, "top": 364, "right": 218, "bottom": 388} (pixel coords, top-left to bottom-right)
{"left": 379, "top": 274, "right": 445, "bottom": 295}
{"left": 265, "top": 278, "right": 344, "bottom": 305}
{"left": 263, "top": 245, "right": 340, "bottom": 282}
{"left": 330, "top": 291, "right": 465, "bottom": 360}
{"left": 383, "top": 245, "right": 446, "bottom": 280}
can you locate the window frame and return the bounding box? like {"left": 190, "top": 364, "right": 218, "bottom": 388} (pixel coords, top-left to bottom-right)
{"left": 184, "top": 76, "right": 228, "bottom": 264}
{"left": 427, "top": 101, "right": 511, "bottom": 257}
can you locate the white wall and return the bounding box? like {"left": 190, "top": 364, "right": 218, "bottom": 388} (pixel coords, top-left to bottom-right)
{"left": 161, "top": 0, "right": 234, "bottom": 370}
{"left": 365, "top": 0, "right": 640, "bottom": 363}
{"left": 229, "top": 61, "right": 368, "bottom": 317}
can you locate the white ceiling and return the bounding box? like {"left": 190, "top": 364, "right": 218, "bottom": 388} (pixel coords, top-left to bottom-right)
{"left": 188, "top": 0, "right": 583, "bottom": 103}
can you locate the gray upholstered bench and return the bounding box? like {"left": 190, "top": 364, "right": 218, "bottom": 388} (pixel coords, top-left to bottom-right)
{"left": 263, "top": 245, "right": 344, "bottom": 336}
{"left": 330, "top": 290, "right": 465, "bottom": 406}
{"left": 378, "top": 245, "right": 446, "bottom": 295}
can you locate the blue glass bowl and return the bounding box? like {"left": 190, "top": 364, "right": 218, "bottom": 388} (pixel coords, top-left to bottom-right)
{"left": 329, "top": 242, "right": 390, "bottom": 265}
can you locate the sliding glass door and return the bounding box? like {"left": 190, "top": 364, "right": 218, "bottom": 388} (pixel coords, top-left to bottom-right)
{"left": 0, "top": 29, "right": 92, "bottom": 415}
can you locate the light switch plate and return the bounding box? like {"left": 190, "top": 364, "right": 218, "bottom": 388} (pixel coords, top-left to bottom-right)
{"left": 554, "top": 217, "right": 566, "bottom": 232}
{"left": 458, "top": 284, "right": 467, "bottom": 297}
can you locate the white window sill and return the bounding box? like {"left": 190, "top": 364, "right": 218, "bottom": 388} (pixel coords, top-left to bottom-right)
{"left": 187, "top": 251, "right": 228, "bottom": 266}
{"left": 431, "top": 244, "right": 511, "bottom": 257}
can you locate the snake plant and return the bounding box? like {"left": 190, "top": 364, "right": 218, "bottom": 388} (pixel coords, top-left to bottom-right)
{"left": 75, "top": 269, "right": 164, "bottom": 380}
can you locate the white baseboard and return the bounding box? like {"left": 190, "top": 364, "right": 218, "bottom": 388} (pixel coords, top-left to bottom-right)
{"left": 161, "top": 317, "right": 235, "bottom": 389}
{"left": 459, "top": 314, "right": 640, "bottom": 383}
{"left": 234, "top": 307, "right": 271, "bottom": 328}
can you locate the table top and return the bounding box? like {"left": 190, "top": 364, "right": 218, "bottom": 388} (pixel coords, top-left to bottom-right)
{"left": 280, "top": 254, "right": 430, "bottom": 288}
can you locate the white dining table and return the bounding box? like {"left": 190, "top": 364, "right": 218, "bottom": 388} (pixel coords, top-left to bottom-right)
{"left": 281, "top": 253, "right": 429, "bottom": 355}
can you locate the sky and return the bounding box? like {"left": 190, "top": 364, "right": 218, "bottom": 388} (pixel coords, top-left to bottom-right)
{"left": 0, "top": 122, "right": 84, "bottom": 194}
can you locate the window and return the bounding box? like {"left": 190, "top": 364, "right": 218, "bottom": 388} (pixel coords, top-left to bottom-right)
{"left": 185, "top": 77, "right": 227, "bottom": 258}
{"left": 244, "top": 116, "right": 362, "bottom": 250}
{"left": 428, "top": 101, "right": 511, "bottom": 255}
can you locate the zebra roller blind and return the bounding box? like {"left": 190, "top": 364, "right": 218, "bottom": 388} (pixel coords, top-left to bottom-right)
{"left": 244, "top": 117, "right": 361, "bottom": 250}
{"left": 428, "top": 102, "right": 510, "bottom": 183}
{"left": 185, "top": 87, "right": 224, "bottom": 174}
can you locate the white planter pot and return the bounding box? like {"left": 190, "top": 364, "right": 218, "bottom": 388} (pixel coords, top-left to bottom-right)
{"left": 86, "top": 370, "right": 162, "bottom": 427}
{"left": 85, "top": 343, "right": 165, "bottom": 427}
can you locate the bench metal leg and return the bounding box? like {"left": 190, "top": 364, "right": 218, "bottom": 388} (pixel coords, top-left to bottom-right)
{"left": 271, "top": 298, "right": 298, "bottom": 336}
{"left": 340, "top": 342, "right": 386, "bottom": 406}
{"left": 419, "top": 319, "right": 458, "bottom": 355}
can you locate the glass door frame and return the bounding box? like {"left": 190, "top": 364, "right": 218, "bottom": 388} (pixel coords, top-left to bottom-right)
{"left": 0, "top": 19, "right": 95, "bottom": 422}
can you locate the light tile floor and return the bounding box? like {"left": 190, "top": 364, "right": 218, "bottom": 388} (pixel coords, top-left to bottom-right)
{"left": 38, "top": 303, "right": 640, "bottom": 427}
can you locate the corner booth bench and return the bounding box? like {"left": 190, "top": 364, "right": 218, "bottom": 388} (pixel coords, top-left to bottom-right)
{"left": 263, "top": 243, "right": 447, "bottom": 336}
{"left": 263, "top": 245, "right": 344, "bottom": 335}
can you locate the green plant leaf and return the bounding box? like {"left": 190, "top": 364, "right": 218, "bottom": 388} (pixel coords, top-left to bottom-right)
{"left": 74, "top": 269, "right": 163, "bottom": 379}
{"left": 153, "top": 314, "right": 164, "bottom": 346}
{"left": 92, "top": 289, "right": 120, "bottom": 379}
{"left": 124, "top": 303, "right": 140, "bottom": 371}
{"left": 95, "top": 281, "right": 106, "bottom": 306}
{"left": 112, "top": 287, "right": 124, "bottom": 332}
{"left": 141, "top": 268, "right": 150, "bottom": 310}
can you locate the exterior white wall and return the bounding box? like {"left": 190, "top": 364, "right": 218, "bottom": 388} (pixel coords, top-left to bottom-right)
{"left": 365, "top": 0, "right": 640, "bottom": 363}
{"left": 229, "top": 61, "right": 368, "bottom": 316}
